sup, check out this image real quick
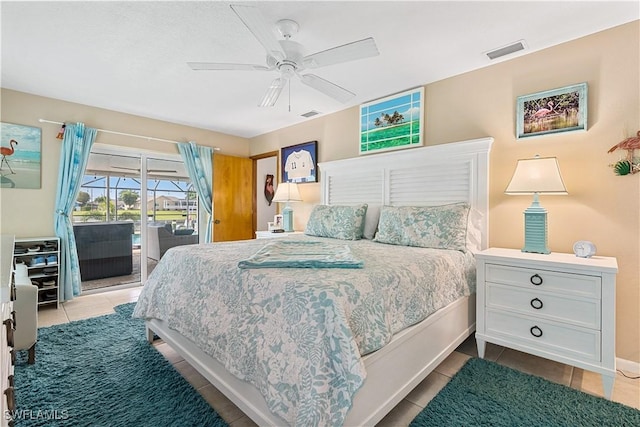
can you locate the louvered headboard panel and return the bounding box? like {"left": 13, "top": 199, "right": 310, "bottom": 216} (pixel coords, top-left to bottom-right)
{"left": 319, "top": 137, "right": 493, "bottom": 249}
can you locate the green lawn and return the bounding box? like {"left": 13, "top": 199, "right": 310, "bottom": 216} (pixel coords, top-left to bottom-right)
{"left": 73, "top": 209, "right": 196, "bottom": 222}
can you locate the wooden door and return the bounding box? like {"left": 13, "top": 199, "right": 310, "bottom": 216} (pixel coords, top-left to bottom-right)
{"left": 212, "top": 154, "right": 254, "bottom": 242}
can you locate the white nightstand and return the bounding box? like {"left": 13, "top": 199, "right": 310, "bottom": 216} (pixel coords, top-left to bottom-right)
{"left": 475, "top": 247, "right": 618, "bottom": 399}
{"left": 255, "top": 231, "right": 303, "bottom": 239}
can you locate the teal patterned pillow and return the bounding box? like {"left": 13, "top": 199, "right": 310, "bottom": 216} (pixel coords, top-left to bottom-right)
{"left": 304, "top": 204, "right": 368, "bottom": 240}
{"left": 374, "top": 203, "right": 471, "bottom": 251}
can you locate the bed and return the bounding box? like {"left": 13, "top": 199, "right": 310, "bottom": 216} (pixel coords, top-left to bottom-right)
{"left": 134, "top": 137, "right": 493, "bottom": 426}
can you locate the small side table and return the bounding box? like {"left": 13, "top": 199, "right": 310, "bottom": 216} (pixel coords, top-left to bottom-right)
{"left": 475, "top": 247, "right": 618, "bottom": 399}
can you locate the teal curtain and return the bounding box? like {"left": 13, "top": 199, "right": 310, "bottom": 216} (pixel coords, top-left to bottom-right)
{"left": 54, "top": 122, "right": 97, "bottom": 301}
{"left": 178, "top": 141, "right": 213, "bottom": 243}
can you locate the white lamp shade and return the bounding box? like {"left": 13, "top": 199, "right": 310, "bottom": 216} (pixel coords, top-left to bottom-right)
{"left": 505, "top": 156, "right": 568, "bottom": 195}
{"left": 272, "top": 182, "right": 302, "bottom": 202}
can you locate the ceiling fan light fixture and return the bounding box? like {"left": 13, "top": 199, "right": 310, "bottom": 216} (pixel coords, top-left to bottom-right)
{"left": 193, "top": 6, "right": 378, "bottom": 107}
{"left": 259, "top": 77, "right": 286, "bottom": 107}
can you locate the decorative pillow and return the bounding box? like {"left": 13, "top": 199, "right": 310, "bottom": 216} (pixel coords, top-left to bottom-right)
{"left": 304, "top": 204, "right": 368, "bottom": 240}
{"left": 174, "top": 228, "right": 195, "bottom": 236}
{"left": 362, "top": 204, "right": 381, "bottom": 240}
{"left": 466, "top": 207, "right": 483, "bottom": 253}
{"left": 374, "top": 203, "right": 471, "bottom": 251}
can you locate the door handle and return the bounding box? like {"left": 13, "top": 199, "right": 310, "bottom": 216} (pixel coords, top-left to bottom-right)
{"left": 214, "top": 219, "right": 221, "bottom": 224}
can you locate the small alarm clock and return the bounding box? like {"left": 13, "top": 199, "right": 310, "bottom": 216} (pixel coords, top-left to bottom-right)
{"left": 573, "top": 240, "right": 597, "bottom": 258}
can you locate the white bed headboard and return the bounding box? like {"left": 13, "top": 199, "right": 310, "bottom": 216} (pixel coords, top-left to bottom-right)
{"left": 318, "top": 137, "right": 494, "bottom": 249}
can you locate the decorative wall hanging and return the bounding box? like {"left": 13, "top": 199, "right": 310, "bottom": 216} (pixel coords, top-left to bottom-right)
{"left": 0, "top": 122, "right": 42, "bottom": 189}
{"left": 608, "top": 130, "right": 640, "bottom": 175}
{"left": 281, "top": 140, "right": 318, "bottom": 183}
{"left": 360, "top": 87, "right": 424, "bottom": 155}
{"left": 264, "top": 174, "right": 275, "bottom": 205}
{"left": 516, "top": 82, "right": 587, "bottom": 139}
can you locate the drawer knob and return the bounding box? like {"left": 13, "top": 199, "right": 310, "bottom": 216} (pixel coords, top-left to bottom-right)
{"left": 530, "top": 274, "right": 543, "bottom": 286}
{"left": 3, "top": 319, "right": 14, "bottom": 347}
{"left": 530, "top": 298, "right": 544, "bottom": 310}
{"left": 530, "top": 326, "right": 543, "bottom": 338}
{"left": 4, "top": 386, "right": 15, "bottom": 412}
{"left": 6, "top": 325, "right": 14, "bottom": 348}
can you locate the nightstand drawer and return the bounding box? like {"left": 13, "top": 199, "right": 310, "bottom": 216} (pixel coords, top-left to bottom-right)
{"left": 485, "top": 264, "right": 601, "bottom": 298}
{"left": 486, "top": 310, "right": 601, "bottom": 362}
{"left": 486, "top": 283, "right": 600, "bottom": 329}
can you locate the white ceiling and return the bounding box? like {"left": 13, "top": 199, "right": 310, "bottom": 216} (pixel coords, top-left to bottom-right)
{"left": 2, "top": 1, "right": 638, "bottom": 139}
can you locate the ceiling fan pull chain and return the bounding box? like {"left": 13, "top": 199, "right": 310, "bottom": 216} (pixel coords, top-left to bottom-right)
{"left": 288, "top": 79, "right": 291, "bottom": 112}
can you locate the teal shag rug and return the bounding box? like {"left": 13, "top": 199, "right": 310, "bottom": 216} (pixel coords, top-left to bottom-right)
{"left": 13, "top": 303, "right": 227, "bottom": 427}
{"left": 411, "top": 358, "right": 640, "bottom": 427}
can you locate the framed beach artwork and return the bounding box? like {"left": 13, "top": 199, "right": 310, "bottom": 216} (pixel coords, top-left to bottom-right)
{"left": 281, "top": 140, "right": 318, "bottom": 183}
{"left": 516, "top": 82, "right": 588, "bottom": 139}
{"left": 360, "top": 87, "right": 424, "bottom": 155}
{"left": 0, "top": 122, "right": 41, "bottom": 189}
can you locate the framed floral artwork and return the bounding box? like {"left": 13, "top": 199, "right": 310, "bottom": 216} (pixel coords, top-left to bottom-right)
{"left": 516, "top": 83, "right": 587, "bottom": 139}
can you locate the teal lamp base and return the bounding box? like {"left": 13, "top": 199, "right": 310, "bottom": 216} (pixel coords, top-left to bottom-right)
{"left": 282, "top": 205, "right": 294, "bottom": 232}
{"left": 522, "top": 194, "right": 550, "bottom": 254}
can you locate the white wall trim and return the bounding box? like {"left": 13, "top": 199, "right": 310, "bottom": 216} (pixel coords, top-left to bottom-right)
{"left": 617, "top": 357, "right": 640, "bottom": 374}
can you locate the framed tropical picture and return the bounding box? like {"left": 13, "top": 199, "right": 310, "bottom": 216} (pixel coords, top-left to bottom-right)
{"left": 0, "top": 122, "right": 42, "bottom": 189}
{"left": 281, "top": 140, "right": 318, "bottom": 183}
{"left": 359, "top": 87, "right": 424, "bottom": 155}
{"left": 516, "top": 82, "right": 588, "bottom": 139}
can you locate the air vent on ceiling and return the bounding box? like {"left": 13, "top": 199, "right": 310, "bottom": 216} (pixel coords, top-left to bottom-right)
{"left": 486, "top": 40, "right": 526, "bottom": 60}
{"left": 301, "top": 110, "right": 321, "bottom": 118}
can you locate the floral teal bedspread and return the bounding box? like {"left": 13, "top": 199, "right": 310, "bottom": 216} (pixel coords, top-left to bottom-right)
{"left": 133, "top": 235, "right": 475, "bottom": 426}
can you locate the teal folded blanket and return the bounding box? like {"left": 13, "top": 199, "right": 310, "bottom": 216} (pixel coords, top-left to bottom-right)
{"left": 238, "top": 240, "right": 364, "bottom": 269}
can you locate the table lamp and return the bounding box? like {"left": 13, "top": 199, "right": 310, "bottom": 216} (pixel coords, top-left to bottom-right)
{"left": 272, "top": 182, "right": 302, "bottom": 232}
{"left": 505, "top": 155, "right": 567, "bottom": 254}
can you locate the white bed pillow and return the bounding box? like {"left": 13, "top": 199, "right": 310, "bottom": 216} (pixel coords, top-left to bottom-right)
{"left": 362, "top": 204, "right": 381, "bottom": 240}
{"left": 374, "top": 203, "right": 471, "bottom": 251}
{"left": 304, "top": 204, "right": 368, "bottom": 240}
{"left": 466, "top": 207, "right": 483, "bottom": 253}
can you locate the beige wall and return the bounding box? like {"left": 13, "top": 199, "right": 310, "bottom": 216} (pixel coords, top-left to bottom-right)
{"left": 0, "top": 89, "right": 250, "bottom": 237}
{"left": 250, "top": 22, "right": 640, "bottom": 363}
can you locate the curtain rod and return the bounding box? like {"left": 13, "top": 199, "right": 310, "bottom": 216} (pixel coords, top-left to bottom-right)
{"left": 38, "top": 118, "right": 214, "bottom": 148}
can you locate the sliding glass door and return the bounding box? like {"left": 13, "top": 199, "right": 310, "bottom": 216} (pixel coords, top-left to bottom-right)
{"left": 144, "top": 157, "right": 198, "bottom": 280}
{"left": 74, "top": 148, "right": 198, "bottom": 291}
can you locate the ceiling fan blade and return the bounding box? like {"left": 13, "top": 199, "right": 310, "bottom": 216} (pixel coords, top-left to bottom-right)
{"left": 188, "top": 62, "right": 271, "bottom": 71}
{"left": 303, "top": 37, "right": 379, "bottom": 69}
{"left": 259, "top": 77, "right": 287, "bottom": 107}
{"left": 299, "top": 74, "right": 355, "bottom": 103}
{"left": 230, "top": 4, "right": 286, "bottom": 62}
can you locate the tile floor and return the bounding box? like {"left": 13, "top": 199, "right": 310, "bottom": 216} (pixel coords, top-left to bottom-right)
{"left": 37, "top": 286, "right": 640, "bottom": 426}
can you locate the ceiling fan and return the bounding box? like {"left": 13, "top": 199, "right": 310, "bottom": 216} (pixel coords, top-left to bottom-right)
{"left": 188, "top": 4, "right": 380, "bottom": 107}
